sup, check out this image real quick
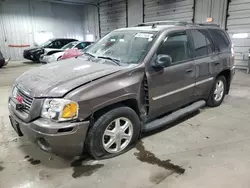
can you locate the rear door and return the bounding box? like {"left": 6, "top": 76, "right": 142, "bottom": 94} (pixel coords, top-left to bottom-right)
{"left": 189, "top": 29, "right": 216, "bottom": 99}
{"left": 208, "top": 29, "right": 232, "bottom": 69}
{"left": 147, "top": 30, "right": 196, "bottom": 119}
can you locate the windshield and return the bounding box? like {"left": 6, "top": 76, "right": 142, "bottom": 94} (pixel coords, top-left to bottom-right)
{"left": 61, "top": 42, "right": 77, "bottom": 50}
{"left": 39, "top": 40, "right": 53, "bottom": 48}
{"left": 85, "top": 30, "right": 157, "bottom": 64}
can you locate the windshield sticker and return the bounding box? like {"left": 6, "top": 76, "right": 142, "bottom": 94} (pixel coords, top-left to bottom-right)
{"left": 135, "top": 33, "right": 154, "bottom": 39}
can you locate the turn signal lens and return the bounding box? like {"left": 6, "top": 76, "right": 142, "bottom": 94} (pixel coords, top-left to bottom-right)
{"left": 62, "top": 103, "right": 78, "bottom": 119}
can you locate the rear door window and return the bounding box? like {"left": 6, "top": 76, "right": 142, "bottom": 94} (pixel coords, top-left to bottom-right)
{"left": 60, "top": 40, "right": 68, "bottom": 46}
{"left": 48, "top": 40, "right": 62, "bottom": 48}
{"left": 76, "top": 42, "right": 88, "bottom": 49}
{"left": 190, "top": 29, "right": 214, "bottom": 58}
{"left": 208, "top": 29, "right": 230, "bottom": 53}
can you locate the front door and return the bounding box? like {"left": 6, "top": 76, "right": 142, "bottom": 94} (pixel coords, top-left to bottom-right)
{"left": 146, "top": 30, "right": 196, "bottom": 119}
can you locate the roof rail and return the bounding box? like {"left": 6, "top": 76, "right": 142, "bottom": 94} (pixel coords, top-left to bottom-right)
{"left": 135, "top": 21, "right": 187, "bottom": 27}
{"left": 186, "top": 23, "right": 220, "bottom": 27}
{"left": 196, "top": 23, "right": 220, "bottom": 27}
{"left": 135, "top": 21, "right": 220, "bottom": 28}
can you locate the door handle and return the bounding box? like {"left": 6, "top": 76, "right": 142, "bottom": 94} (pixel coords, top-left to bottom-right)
{"left": 186, "top": 68, "right": 193, "bottom": 73}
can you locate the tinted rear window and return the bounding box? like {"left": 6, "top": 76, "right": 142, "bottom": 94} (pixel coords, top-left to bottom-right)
{"left": 190, "top": 29, "right": 214, "bottom": 58}
{"left": 208, "top": 29, "right": 230, "bottom": 53}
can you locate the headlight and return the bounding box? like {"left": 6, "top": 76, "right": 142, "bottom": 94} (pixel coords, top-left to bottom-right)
{"left": 41, "top": 99, "right": 79, "bottom": 122}
{"left": 12, "top": 86, "right": 18, "bottom": 98}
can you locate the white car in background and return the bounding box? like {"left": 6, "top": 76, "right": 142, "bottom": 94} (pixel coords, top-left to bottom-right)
{"left": 40, "top": 41, "right": 92, "bottom": 63}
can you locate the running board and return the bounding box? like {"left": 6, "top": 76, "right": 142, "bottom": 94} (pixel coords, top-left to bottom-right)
{"left": 142, "top": 100, "right": 206, "bottom": 132}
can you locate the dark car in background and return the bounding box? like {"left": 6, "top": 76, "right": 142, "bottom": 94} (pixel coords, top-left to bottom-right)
{"left": 23, "top": 38, "right": 78, "bottom": 62}
{"left": 0, "top": 50, "right": 9, "bottom": 68}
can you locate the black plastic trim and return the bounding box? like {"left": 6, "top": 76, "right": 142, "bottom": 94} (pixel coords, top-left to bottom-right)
{"left": 225, "top": 0, "right": 231, "bottom": 30}
{"left": 192, "top": 0, "right": 196, "bottom": 23}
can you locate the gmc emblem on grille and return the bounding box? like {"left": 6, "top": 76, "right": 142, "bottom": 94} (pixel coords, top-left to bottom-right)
{"left": 15, "top": 95, "right": 25, "bottom": 110}
{"left": 16, "top": 95, "right": 24, "bottom": 104}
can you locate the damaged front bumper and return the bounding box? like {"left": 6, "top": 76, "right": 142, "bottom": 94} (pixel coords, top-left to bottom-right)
{"left": 8, "top": 103, "right": 90, "bottom": 156}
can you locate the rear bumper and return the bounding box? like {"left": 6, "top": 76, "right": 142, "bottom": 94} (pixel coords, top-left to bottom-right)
{"left": 9, "top": 104, "right": 90, "bottom": 156}
{"left": 230, "top": 66, "right": 236, "bottom": 82}
{"left": 227, "top": 66, "right": 235, "bottom": 94}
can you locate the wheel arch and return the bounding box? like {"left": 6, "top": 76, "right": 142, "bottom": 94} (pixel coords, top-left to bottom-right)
{"left": 92, "top": 98, "right": 141, "bottom": 122}
{"left": 217, "top": 69, "right": 231, "bottom": 94}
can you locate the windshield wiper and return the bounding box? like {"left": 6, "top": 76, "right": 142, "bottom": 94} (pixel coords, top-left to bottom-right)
{"left": 97, "top": 56, "right": 121, "bottom": 66}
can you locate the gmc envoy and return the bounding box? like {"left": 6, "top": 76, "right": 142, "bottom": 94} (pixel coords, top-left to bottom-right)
{"left": 9, "top": 21, "right": 235, "bottom": 159}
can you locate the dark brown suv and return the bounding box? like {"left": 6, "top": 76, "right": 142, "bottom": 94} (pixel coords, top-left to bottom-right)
{"left": 9, "top": 21, "right": 235, "bottom": 159}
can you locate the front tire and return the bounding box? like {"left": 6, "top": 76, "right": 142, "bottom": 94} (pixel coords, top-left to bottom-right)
{"left": 207, "top": 76, "right": 226, "bottom": 107}
{"left": 86, "top": 106, "right": 140, "bottom": 159}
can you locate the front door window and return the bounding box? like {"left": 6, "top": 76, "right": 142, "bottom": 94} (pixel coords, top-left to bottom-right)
{"left": 157, "top": 32, "right": 191, "bottom": 65}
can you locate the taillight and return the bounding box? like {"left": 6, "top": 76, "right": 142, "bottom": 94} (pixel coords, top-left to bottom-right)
{"left": 231, "top": 44, "right": 235, "bottom": 65}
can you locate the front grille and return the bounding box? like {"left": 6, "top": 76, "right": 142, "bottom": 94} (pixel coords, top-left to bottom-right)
{"left": 23, "top": 51, "right": 28, "bottom": 56}
{"left": 23, "top": 51, "right": 31, "bottom": 59}
{"left": 17, "top": 88, "right": 33, "bottom": 114}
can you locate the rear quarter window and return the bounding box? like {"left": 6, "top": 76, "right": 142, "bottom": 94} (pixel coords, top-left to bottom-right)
{"left": 208, "top": 29, "right": 230, "bottom": 53}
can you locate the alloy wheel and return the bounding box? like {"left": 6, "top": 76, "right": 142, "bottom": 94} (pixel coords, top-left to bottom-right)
{"left": 214, "top": 80, "right": 224, "bottom": 102}
{"left": 102, "top": 117, "right": 133, "bottom": 154}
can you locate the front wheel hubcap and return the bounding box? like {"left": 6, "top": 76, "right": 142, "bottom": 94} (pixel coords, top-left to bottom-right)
{"left": 102, "top": 117, "right": 133, "bottom": 154}
{"left": 214, "top": 80, "right": 224, "bottom": 102}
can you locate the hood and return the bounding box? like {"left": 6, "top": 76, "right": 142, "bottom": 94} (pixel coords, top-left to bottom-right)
{"left": 24, "top": 47, "right": 39, "bottom": 52}
{"left": 15, "top": 58, "right": 123, "bottom": 98}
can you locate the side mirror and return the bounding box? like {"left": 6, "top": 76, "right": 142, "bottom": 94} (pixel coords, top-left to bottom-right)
{"left": 153, "top": 54, "right": 172, "bottom": 69}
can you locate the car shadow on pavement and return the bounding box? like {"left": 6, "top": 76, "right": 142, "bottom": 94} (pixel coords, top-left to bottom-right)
{"left": 18, "top": 139, "right": 83, "bottom": 169}
{"left": 22, "top": 61, "right": 40, "bottom": 65}
{"left": 18, "top": 141, "right": 104, "bottom": 178}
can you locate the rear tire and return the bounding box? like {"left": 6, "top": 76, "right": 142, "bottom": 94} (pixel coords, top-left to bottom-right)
{"left": 207, "top": 76, "right": 226, "bottom": 107}
{"left": 86, "top": 106, "right": 140, "bottom": 159}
